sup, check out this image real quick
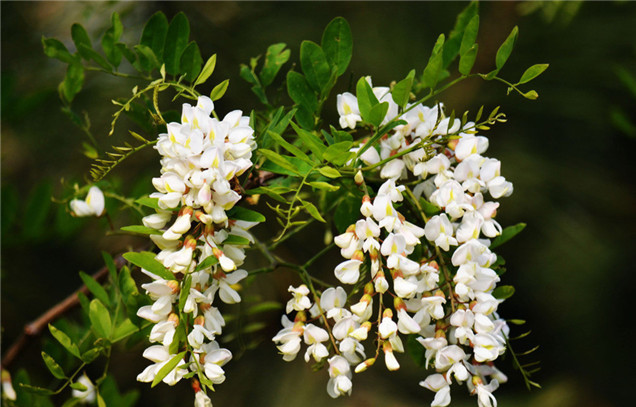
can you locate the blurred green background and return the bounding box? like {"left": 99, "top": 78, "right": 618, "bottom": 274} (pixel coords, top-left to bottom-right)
{"left": 2, "top": 1, "right": 635, "bottom": 406}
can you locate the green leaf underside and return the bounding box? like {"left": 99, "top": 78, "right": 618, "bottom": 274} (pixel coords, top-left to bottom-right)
{"left": 123, "top": 251, "right": 175, "bottom": 280}
{"left": 490, "top": 222, "right": 526, "bottom": 249}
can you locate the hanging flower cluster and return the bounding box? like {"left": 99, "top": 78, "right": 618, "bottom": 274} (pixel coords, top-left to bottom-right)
{"left": 274, "top": 78, "right": 513, "bottom": 407}
{"left": 136, "top": 96, "right": 258, "bottom": 393}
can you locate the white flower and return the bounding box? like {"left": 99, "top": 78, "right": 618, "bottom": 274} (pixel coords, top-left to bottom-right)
{"left": 326, "top": 356, "right": 353, "bottom": 398}
{"left": 424, "top": 214, "right": 458, "bottom": 251}
{"left": 194, "top": 391, "right": 213, "bottom": 407}
{"left": 137, "top": 345, "right": 187, "bottom": 385}
{"left": 71, "top": 373, "right": 96, "bottom": 404}
{"left": 1, "top": 370, "right": 16, "bottom": 401}
{"left": 70, "top": 186, "right": 105, "bottom": 217}
{"left": 286, "top": 284, "right": 312, "bottom": 313}
{"left": 337, "top": 92, "right": 362, "bottom": 129}
{"left": 334, "top": 259, "right": 362, "bottom": 284}
{"left": 420, "top": 374, "right": 451, "bottom": 407}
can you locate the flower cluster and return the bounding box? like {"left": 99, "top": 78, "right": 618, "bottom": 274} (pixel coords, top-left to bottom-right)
{"left": 274, "top": 79, "right": 514, "bottom": 407}
{"left": 136, "top": 96, "right": 258, "bottom": 394}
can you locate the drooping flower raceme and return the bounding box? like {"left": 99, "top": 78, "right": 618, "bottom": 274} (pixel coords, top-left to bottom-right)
{"left": 274, "top": 79, "right": 515, "bottom": 407}
{"left": 136, "top": 96, "right": 259, "bottom": 399}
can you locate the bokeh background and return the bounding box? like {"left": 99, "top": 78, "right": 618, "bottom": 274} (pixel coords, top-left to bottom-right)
{"left": 2, "top": 1, "right": 635, "bottom": 406}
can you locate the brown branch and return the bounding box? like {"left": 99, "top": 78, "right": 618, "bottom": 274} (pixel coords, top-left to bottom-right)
{"left": 1, "top": 254, "right": 127, "bottom": 369}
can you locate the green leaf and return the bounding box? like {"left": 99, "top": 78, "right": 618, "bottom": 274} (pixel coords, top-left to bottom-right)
{"left": 321, "top": 17, "right": 353, "bottom": 76}
{"left": 101, "top": 251, "right": 118, "bottom": 282}
{"left": 42, "top": 36, "right": 76, "bottom": 63}
{"left": 490, "top": 222, "right": 526, "bottom": 249}
{"left": 75, "top": 44, "right": 111, "bottom": 71}
{"left": 391, "top": 70, "right": 415, "bottom": 108}
{"left": 101, "top": 13, "right": 124, "bottom": 67}
{"left": 460, "top": 15, "right": 480, "bottom": 57}
{"left": 61, "top": 62, "right": 84, "bottom": 103}
{"left": 267, "top": 131, "right": 313, "bottom": 164}
{"left": 194, "top": 54, "right": 217, "bottom": 87}
{"left": 70, "top": 382, "right": 88, "bottom": 392}
{"left": 209, "top": 79, "right": 230, "bottom": 101}
{"left": 223, "top": 235, "right": 251, "bottom": 246}
{"left": 135, "top": 196, "right": 160, "bottom": 209}
{"left": 97, "top": 393, "right": 106, "bottom": 407}
{"left": 239, "top": 64, "right": 259, "bottom": 85}
{"left": 141, "top": 11, "right": 169, "bottom": 61}
{"left": 178, "top": 275, "right": 192, "bottom": 312}
{"left": 48, "top": 324, "right": 80, "bottom": 358}
{"left": 419, "top": 198, "right": 441, "bottom": 217}
{"left": 442, "top": 1, "right": 479, "bottom": 68}
{"left": 517, "top": 63, "right": 549, "bottom": 85}
{"left": 89, "top": 299, "right": 112, "bottom": 339}
{"left": 258, "top": 149, "right": 300, "bottom": 175}
{"left": 308, "top": 181, "right": 340, "bottom": 191}
{"left": 118, "top": 266, "right": 138, "bottom": 298}
{"left": 291, "top": 122, "right": 326, "bottom": 159}
{"left": 81, "top": 347, "right": 101, "bottom": 363}
{"left": 71, "top": 24, "right": 92, "bottom": 60}
{"left": 302, "top": 201, "right": 326, "bottom": 223}
{"left": 355, "top": 77, "right": 380, "bottom": 123}
{"left": 112, "top": 319, "right": 139, "bottom": 342}
{"left": 180, "top": 42, "right": 203, "bottom": 82}
{"left": 227, "top": 206, "right": 266, "bottom": 223}
{"left": 120, "top": 225, "right": 161, "bottom": 235}
{"left": 355, "top": 119, "right": 407, "bottom": 159}
{"left": 459, "top": 44, "right": 478, "bottom": 76}
{"left": 421, "top": 34, "right": 445, "bottom": 90}
{"left": 260, "top": 43, "right": 290, "bottom": 87}
{"left": 163, "top": 12, "right": 190, "bottom": 75}
{"left": 323, "top": 141, "right": 354, "bottom": 166}
{"left": 123, "top": 251, "right": 175, "bottom": 280}
{"left": 287, "top": 71, "right": 318, "bottom": 112}
{"left": 41, "top": 352, "right": 66, "bottom": 379}
{"left": 367, "top": 102, "right": 389, "bottom": 128}
{"left": 19, "top": 383, "right": 55, "bottom": 396}
{"left": 492, "top": 285, "right": 515, "bottom": 300}
{"left": 300, "top": 41, "right": 331, "bottom": 93}
{"left": 495, "top": 26, "right": 519, "bottom": 71}
{"left": 318, "top": 166, "right": 341, "bottom": 179}
{"left": 522, "top": 90, "right": 539, "bottom": 100}
{"left": 194, "top": 255, "right": 219, "bottom": 272}
{"left": 79, "top": 271, "right": 111, "bottom": 307}
{"left": 134, "top": 44, "right": 159, "bottom": 72}
{"left": 151, "top": 352, "right": 186, "bottom": 387}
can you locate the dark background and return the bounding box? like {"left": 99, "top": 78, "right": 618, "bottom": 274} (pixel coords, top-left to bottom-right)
{"left": 2, "top": 1, "right": 635, "bottom": 406}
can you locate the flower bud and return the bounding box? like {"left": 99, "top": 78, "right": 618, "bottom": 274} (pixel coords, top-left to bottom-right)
{"left": 354, "top": 170, "right": 364, "bottom": 185}
{"left": 382, "top": 308, "right": 394, "bottom": 319}
{"left": 351, "top": 250, "right": 364, "bottom": 262}
{"left": 184, "top": 235, "right": 198, "bottom": 249}
{"left": 363, "top": 282, "right": 374, "bottom": 295}
{"left": 166, "top": 280, "right": 180, "bottom": 294}
{"left": 393, "top": 297, "right": 407, "bottom": 312}
{"left": 168, "top": 312, "right": 180, "bottom": 327}
{"left": 194, "top": 316, "right": 205, "bottom": 326}
{"left": 354, "top": 357, "right": 376, "bottom": 373}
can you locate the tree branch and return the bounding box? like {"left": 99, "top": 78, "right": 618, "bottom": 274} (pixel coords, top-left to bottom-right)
{"left": 1, "top": 254, "right": 127, "bottom": 369}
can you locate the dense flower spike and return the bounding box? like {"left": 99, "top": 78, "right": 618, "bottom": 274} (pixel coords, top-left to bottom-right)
{"left": 274, "top": 81, "right": 515, "bottom": 407}
{"left": 137, "top": 96, "right": 258, "bottom": 399}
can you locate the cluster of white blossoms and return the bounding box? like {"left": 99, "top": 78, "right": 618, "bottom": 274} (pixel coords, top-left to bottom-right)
{"left": 274, "top": 79, "right": 514, "bottom": 407}
{"left": 136, "top": 96, "right": 258, "bottom": 401}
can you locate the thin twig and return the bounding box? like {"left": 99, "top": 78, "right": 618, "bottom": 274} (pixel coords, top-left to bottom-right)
{"left": 1, "top": 255, "right": 127, "bottom": 369}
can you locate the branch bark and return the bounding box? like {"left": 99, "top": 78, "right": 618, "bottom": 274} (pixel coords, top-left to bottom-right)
{"left": 1, "top": 254, "right": 127, "bottom": 369}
